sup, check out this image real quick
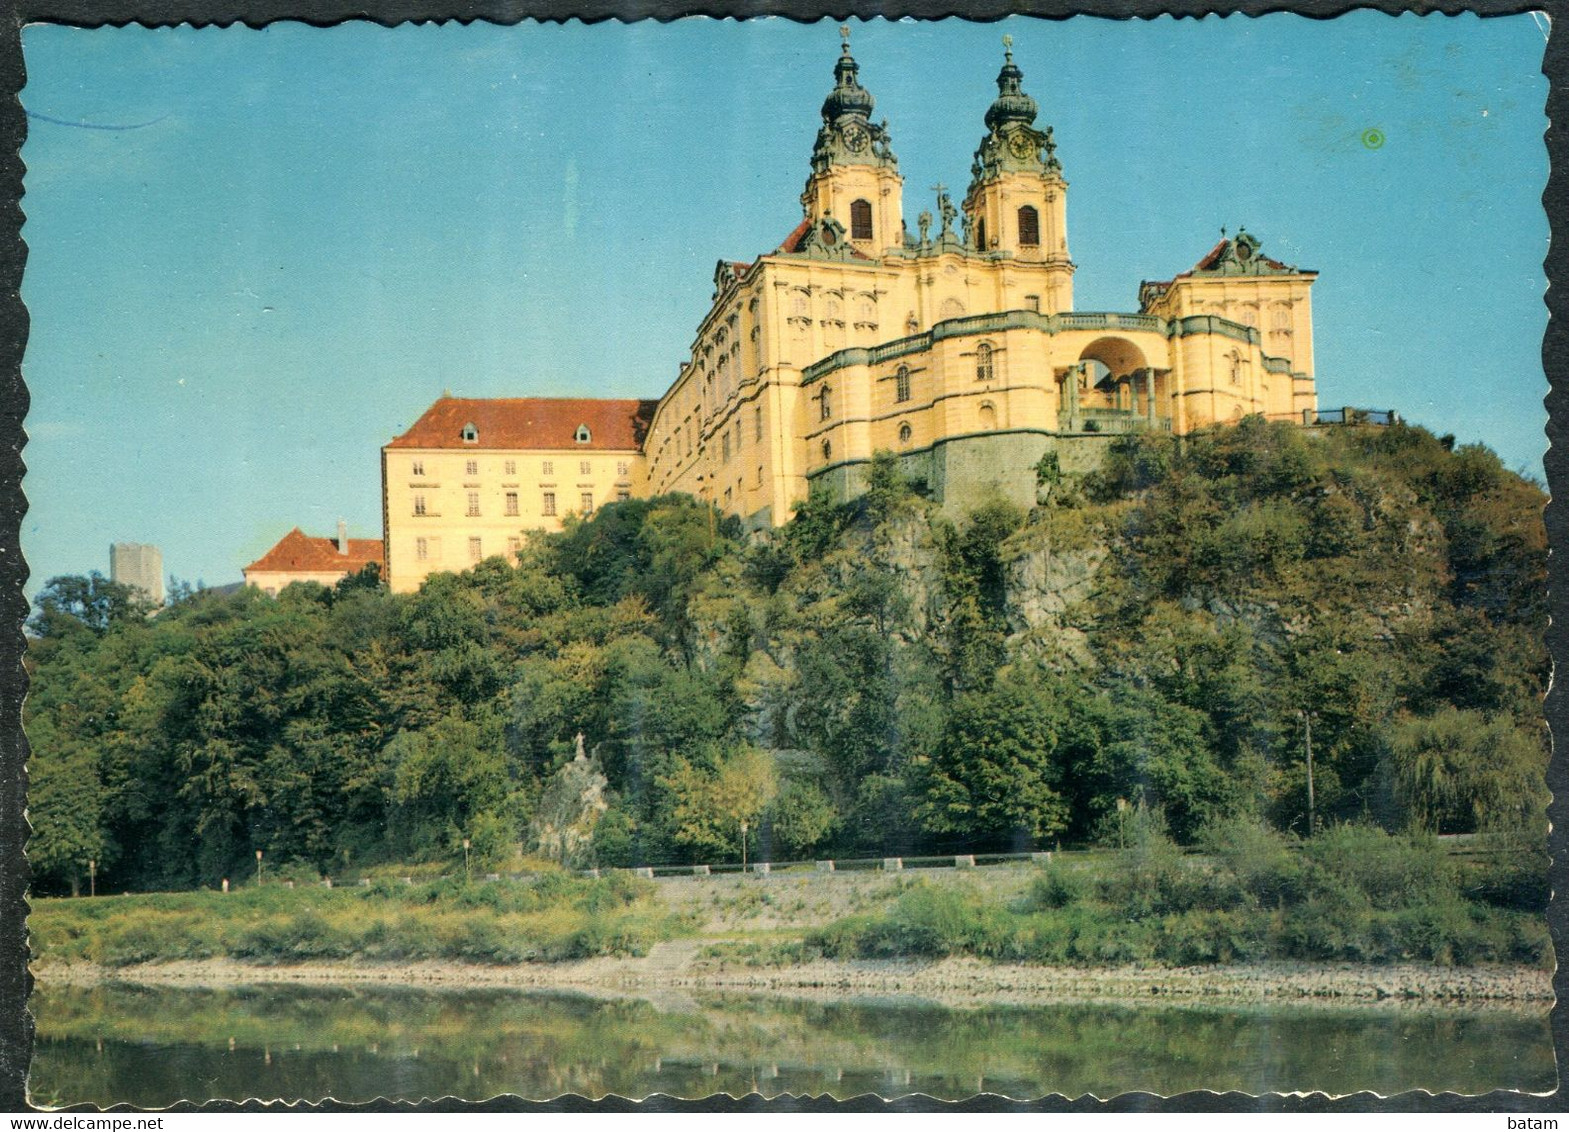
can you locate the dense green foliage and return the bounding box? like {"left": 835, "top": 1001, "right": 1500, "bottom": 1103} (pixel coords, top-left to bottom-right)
{"left": 25, "top": 422, "right": 1548, "bottom": 897}
{"left": 29, "top": 872, "right": 685, "bottom": 966}
{"left": 807, "top": 818, "right": 1551, "bottom": 968}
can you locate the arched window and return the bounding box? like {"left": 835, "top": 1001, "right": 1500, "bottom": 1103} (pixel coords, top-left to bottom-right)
{"left": 978, "top": 401, "right": 997, "bottom": 430}
{"left": 976, "top": 217, "right": 988, "bottom": 249}
{"left": 895, "top": 365, "right": 911, "bottom": 403}
{"left": 820, "top": 385, "right": 833, "bottom": 421}
{"left": 791, "top": 291, "right": 809, "bottom": 317}
{"left": 1018, "top": 205, "right": 1040, "bottom": 246}
{"left": 461, "top": 422, "right": 478, "bottom": 443}
{"left": 976, "top": 343, "right": 995, "bottom": 382}
{"left": 850, "top": 199, "right": 873, "bottom": 241}
{"left": 898, "top": 422, "right": 912, "bottom": 445}
{"left": 575, "top": 424, "right": 592, "bottom": 443}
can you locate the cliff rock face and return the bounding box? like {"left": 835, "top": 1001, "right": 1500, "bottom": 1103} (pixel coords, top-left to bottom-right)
{"left": 1001, "top": 533, "right": 1105, "bottom": 665}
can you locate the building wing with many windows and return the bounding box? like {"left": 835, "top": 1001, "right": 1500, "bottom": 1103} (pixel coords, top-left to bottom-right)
{"left": 638, "top": 34, "right": 1318, "bottom": 524}
{"left": 381, "top": 396, "right": 653, "bottom": 593}
{"left": 378, "top": 34, "right": 1322, "bottom": 592}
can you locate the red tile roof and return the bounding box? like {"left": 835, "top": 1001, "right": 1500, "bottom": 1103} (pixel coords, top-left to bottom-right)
{"left": 1190, "top": 238, "right": 1294, "bottom": 274}
{"left": 1142, "top": 239, "right": 1312, "bottom": 299}
{"left": 775, "top": 219, "right": 872, "bottom": 259}
{"left": 777, "top": 219, "right": 813, "bottom": 253}
{"left": 386, "top": 396, "right": 657, "bottom": 451}
{"left": 245, "top": 528, "right": 383, "bottom": 575}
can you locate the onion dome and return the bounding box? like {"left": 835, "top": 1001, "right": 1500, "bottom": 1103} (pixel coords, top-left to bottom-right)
{"left": 983, "top": 39, "right": 1038, "bottom": 132}
{"left": 821, "top": 32, "right": 875, "bottom": 122}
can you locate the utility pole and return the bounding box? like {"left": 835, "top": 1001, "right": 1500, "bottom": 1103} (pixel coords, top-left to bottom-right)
{"left": 256, "top": 848, "right": 264, "bottom": 886}
{"left": 462, "top": 837, "right": 471, "bottom": 883}
{"left": 1301, "top": 711, "right": 1317, "bottom": 836}
{"left": 88, "top": 858, "right": 96, "bottom": 898}
{"left": 740, "top": 820, "right": 749, "bottom": 871}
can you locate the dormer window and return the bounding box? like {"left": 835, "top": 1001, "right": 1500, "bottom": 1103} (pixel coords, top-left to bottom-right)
{"left": 461, "top": 422, "right": 478, "bottom": 443}
{"left": 575, "top": 424, "right": 592, "bottom": 444}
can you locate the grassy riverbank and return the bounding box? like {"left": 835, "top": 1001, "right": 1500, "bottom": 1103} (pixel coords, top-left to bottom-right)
{"left": 30, "top": 826, "right": 1548, "bottom": 981}
{"left": 799, "top": 826, "right": 1551, "bottom": 968}
{"left": 29, "top": 871, "right": 690, "bottom": 967}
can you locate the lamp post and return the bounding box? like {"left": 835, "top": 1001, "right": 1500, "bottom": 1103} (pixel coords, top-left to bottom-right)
{"left": 255, "top": 848, "right": 263, "bottom": 886}
{"left": 462, "top": 838, "right": 471, "bottom": 883}
{"left": 88, "top": 858, "right": 96, "bottom": 898}
{"left": 740, "top": 820, "right": 749, "bottom": 871}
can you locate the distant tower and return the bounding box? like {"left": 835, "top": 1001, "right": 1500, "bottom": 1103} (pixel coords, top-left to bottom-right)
{"left": 110, "top": 542, "right": 163, "bottom": 606}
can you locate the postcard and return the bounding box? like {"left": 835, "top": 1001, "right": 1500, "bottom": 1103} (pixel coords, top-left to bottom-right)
{"left": 14, "top": 12, "right": 1558, "bottom": 1110}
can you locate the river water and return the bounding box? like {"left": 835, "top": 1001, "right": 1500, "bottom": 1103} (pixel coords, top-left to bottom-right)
{"left": 28, "top": 983, "right": 1555, "bottom": 1106}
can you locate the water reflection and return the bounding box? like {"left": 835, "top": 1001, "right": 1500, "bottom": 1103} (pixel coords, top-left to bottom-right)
{"left": 28, "top": 982, "right": 1555, "bottom": 1106}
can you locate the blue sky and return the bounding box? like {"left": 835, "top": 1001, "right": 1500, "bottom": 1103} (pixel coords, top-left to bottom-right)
{"left": 18, "top": 14, "right": 1549, "bottom": 594}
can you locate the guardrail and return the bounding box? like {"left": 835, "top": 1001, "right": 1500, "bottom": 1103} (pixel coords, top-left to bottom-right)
{"left": 217, "top": 835, "right": 1508, "bottom": 892}
{"left": 1306, "top": 407, "right": 1400, "bottom": 426}
{"left": 588, "top": 851, "right": 1056, "bottom": 879}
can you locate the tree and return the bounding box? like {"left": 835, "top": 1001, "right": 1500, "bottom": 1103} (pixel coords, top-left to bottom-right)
{"left": 1388, "top": 707, "right": 1547, "bottom": 834}
{"left": 25, "top": 720, "right": 106, "bottom": 895}
{"left": 386, "top": 711, "right": 520, "bottom": 862}
{"left": 29, "top": 573, "right": 154, "bottom": 637}
{"left": 861, "top": 450, "right": 917, "bottom": 524}
{"left": 659, "top": 745, "right": 778, "bottom": 861}
{"left": 769, "top": 779, "right": 838, "bottom": 858}
{"left": 1075, "top": 686, "right": 1234, "bottom": 843}
{"left": 914, "top": 667, "right": 1070, "bottom": 843}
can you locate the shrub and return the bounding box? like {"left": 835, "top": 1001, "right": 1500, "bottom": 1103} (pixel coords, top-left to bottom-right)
{"left": 1303, "top": 825, "right": 1455, "bottom": 910}
{"left": 1023, "top": 864, "right": 1084, "bottom": 910}
{"left": 1199, "top": 818, "right": 1305, "bottom": 907}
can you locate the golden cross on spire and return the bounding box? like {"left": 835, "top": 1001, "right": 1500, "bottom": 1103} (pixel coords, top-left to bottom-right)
{"left": 1002, "top": 33, "right": 1013, "bottom": 49}
{"left": 840, "top": 24, "right": 851, "bottom": 42}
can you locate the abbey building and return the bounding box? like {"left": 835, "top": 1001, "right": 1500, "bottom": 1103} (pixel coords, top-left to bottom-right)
{"left": 380, "top": 34, "right": 1319, "bottom": 593}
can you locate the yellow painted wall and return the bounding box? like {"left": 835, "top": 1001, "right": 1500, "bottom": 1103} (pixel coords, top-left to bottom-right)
{"left": 382, "top": 445, "right": 645, "bottom": 593}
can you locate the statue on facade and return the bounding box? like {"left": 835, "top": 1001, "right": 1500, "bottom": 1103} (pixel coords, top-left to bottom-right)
{"left": 937, "top": 187, "right": 957, "bottom": 238}
{"left": 917, "top": 209, "right": 932, "bottom": 244}
{"left": 961, "top": 211, "right": 974, "bottom": 248}
{"left": 875, "top": 119, "right": 893, "bottom": 160}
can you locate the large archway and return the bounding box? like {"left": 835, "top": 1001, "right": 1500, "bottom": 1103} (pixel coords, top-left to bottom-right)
{"left": 1078, "top": 336, "right": 1149, "bottom": 380}
{"left": 1078, "top": 337, "right": 1153, "bottom": 415}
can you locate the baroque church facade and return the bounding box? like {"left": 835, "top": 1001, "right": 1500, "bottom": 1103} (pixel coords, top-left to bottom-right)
{"left": 379, "top": 34, "right": 1320, "bottom": 593}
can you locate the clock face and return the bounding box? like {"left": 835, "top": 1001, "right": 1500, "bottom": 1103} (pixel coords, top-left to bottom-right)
{"left": 1009, "top": 133, "right": 1036, "bottom": 160}
{"left": 843, "top": 125, "right": 869, "bottom": 153}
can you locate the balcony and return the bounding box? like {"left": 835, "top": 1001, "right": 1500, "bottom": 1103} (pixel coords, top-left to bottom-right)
{"left": 1060, "top": 409, "right": 1172, "bottom": 435}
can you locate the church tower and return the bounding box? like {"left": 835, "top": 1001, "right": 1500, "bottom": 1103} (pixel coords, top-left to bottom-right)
{"left": 962, "top": 38, "right": 1074, "bottom": 310}
{"left": 799, "top": 28, "right": 904, "bottom": 255}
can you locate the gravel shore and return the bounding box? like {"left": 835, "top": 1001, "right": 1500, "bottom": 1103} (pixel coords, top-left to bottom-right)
{"left": 31, "top": 953, "right": 1553, "bottom": 1012}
